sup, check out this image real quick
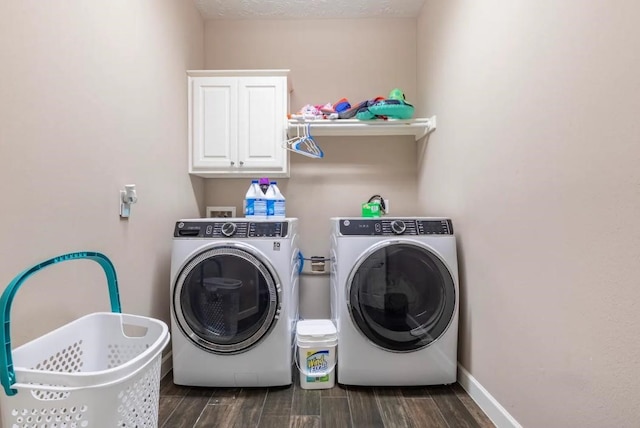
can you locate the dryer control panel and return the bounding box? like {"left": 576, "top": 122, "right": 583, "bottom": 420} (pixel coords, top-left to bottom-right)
{"left": 174, "top": 221, "right": 289, "bottom": 238}
{"left": 338, "top": 218, "right": 453, "bottom": 236}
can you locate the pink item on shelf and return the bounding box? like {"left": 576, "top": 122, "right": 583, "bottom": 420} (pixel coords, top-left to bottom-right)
{"left": 299, "top": 104, "right": 324, "bottom": 119}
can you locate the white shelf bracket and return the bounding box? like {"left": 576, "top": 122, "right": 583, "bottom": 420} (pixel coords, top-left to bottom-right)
{"left": 416, "top": 115, "right": 437, "bottom": 141}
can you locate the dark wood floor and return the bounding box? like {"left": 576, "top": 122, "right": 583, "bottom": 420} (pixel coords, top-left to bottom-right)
{"left": 159, "top": 371, "right": 495, "bottom": 428}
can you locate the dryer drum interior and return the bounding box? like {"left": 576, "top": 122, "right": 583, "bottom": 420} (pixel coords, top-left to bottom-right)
{"left": 174, "top": 246, "right": 281, "bottom": 354}
{"left": 348, "top": 243, "right": 456, "bottom": 352}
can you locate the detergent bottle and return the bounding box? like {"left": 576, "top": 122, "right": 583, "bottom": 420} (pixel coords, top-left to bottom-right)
{"left": 244, "top": 180, "right": 260, "bottom": 218}
{"left": 253, "top": 179, "right": 268, "bottom": 219}
{"left": 265, "top": 183, "right": 276, "bottom": 217}
{"left": 270, "top": 181, "right": 286, "bottom": 219}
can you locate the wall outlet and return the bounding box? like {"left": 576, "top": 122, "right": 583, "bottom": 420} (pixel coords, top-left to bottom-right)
{"left": 383, "top": 199, "right": 390, "bottom": 214}
{"left": 206, "top": 206, "right": 237, "bottom": 218}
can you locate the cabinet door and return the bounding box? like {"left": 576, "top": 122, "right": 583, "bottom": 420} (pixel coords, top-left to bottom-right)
{"left": 190, "top": 77, "right": 238, "bottom": 172}
{"left": 237, "top": 76, "right": 287, "bottom": 172}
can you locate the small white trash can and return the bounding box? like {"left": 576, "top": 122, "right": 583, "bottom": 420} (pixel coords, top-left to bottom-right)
{"left": 296, "top": 319, "right": 337, "bottom": 390}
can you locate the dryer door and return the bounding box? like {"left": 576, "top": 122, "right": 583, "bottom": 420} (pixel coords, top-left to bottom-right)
{"left": 347, "top": 242, "right": 456, "bottom": 352}
{"left": 173, "top": 244, "right": 281, "bottom": 354}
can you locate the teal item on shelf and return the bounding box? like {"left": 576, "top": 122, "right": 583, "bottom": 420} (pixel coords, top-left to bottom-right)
{"left": 367, "top": 100, "right": 415, "bottom": 119}
{"left": 388, "top": 88, "right": 406, "bottom": 101}
{"left": 355, "top": 109, "right": 377, "bottom": 120}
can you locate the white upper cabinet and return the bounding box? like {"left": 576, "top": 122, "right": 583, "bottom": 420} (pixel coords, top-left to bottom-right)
{"left": 188, "top": 70, "right": 289, "bottom": 178}
{"left": 190, "top": 76, "right": 237, "bottom": 170}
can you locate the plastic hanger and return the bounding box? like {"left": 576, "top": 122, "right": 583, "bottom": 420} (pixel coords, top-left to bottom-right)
{"left": 284, "top": 121, "right": 302, "bottom": 148}
{"left": 284, "top": 123, "right": 324, "bottom": 159}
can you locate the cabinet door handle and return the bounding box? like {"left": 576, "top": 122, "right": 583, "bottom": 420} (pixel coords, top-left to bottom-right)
{"left": 239, "top": 161, "right": 244, "bottom": 166}
{"left": 230, "top": 161, "right": 235, "bottom": 166}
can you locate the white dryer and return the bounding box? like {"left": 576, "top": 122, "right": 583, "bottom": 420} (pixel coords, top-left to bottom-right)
{"left": 330, "top": 217, "right": 459, "bottom": 386}
{"left": 170, "top": 218, "right": 299, "bottom": 387}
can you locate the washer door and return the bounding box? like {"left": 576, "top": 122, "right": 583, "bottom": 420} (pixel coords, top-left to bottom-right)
{"left": 347, "top": 241, "right": 456, "bottom": 352}
{"left": 173, "top": 244, "right": 281, "bottom": 354}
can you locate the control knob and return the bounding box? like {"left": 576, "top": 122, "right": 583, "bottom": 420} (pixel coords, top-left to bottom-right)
{"left": 221, "top": 222, "right": 237, "bottom": 237}
{"left": 390, "top": 220, "right": 406, "bottom": 235}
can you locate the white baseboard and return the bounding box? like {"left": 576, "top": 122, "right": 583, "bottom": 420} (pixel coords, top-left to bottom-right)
{"left": 161, "top": 350, "right": 173, "bottom": 380}
{"left": 457, "top": 364, "right": 522, "bottom": 428}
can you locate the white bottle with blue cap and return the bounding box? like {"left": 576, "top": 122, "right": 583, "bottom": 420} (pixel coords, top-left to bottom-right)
{"left": 244, "top": 180, "right": 259, "bottom": 217}
{"left": 269, "top": 181, "right": 286, "bottom": 219}
{"left": 265, "top": 183, "right": 276, "bottom": 217}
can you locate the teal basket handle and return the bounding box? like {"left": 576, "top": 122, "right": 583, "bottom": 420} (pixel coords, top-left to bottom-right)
{"left": 0, "top": 251, "right": 121, "bottom": 396}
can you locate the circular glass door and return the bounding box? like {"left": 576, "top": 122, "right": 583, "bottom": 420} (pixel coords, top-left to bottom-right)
{"left": 347, "top": 242, "right": 456, "bottom": 352}
{"left": 173, "top": 244, "right": 280, "bottom": 354}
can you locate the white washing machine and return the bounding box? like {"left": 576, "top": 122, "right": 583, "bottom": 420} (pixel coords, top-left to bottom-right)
{"left": 330, "top": 217, "right": 459, "bottom": 386}
{"left": 170, "top": 218, "right": 299, "bottom": 387}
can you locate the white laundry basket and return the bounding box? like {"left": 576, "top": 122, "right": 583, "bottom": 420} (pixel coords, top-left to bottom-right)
{"left": 0, "top": 252, "right": 170, "bottom": 428}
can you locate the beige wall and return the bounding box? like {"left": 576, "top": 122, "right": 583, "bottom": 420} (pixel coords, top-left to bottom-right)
{"left": 203, "top": 19, "right": 420, "bottom": 318}
{"left": 417, "top": 1, "right": 640, "bottom": 427}
{"left": 0, "top": 1, "right": 204, "bottom": 347}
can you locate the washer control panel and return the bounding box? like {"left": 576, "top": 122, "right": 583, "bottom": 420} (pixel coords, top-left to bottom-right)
{"left": 338, "top": 218, "right": 453, "bottom": 236}
{"left": 175, "top": 221, "right": 289, "bottom": 238}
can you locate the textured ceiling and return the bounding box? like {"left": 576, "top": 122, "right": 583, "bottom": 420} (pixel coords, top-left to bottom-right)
{"left": 193, "top": 0, "right": 426, "bottom": 20}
